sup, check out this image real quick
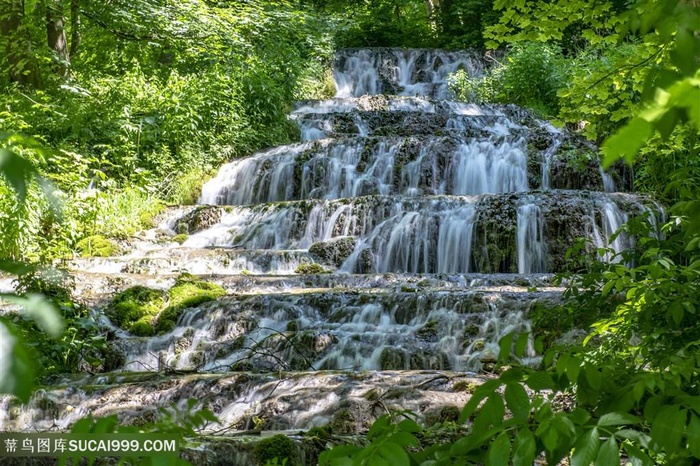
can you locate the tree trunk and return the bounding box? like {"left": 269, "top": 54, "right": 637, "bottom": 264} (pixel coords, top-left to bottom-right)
{"left": 69, "top": 0, "right": 80, "bottom": 57}
{"left": 0, "top": 0, "right": 42, "bottom": 87}
{"left": 46, "top": 0, "right": 70, "bottom": 76}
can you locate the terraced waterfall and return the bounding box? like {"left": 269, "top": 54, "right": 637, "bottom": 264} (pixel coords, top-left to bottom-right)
{"left": 1, "top": 49, "right": 660, "bottom": 464}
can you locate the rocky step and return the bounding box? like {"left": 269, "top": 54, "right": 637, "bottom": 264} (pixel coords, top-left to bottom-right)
{"left": 66, "top": 270, "right": 563, "bottom": 304}
{"left": 295, "top": 111, "right": 529, "bottom": 141}
{"left": 0, "top": 370, "right": 486, "bottom": 434}
{"left": 200, "top": 135, "right": 615, "bottom": 207}
{"left": 291, "top": 98, "right": 533, "bottom": 118}
{"left": 68, "top": 248, "right": 315, "bottom": 276}
{"left": 101, "top": 286, "right": 559, "bottom": 373}
{"left": 162, "top": 192, "right": 657, "bottom": 274}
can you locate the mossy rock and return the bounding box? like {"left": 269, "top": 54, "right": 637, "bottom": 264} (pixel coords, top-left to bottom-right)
{"left": 416, "top": 320, "right": 439, "bottom": 341}
{"left": 172, "top": 233, "right": 189, "bottom": 244}
{"left": 295, "top": 263, "right": 330, "bottom": 275}
{"left": 76, "top": 235, "right": 122, "bottom": 257}
{"left": 329, "top": 409, "right": 356, "bottom": 435}
{"left": 308, "top": 237, "right": 356, "bottom": 267}
{"left": 424, "top": 405, "right": 460, "bottom": 427}
{"left": 106, "top": 286, "right": 165, "bottom": 331}
{"left": 153, "top": 275, "right": 226, "bottom": 333}
{"left": 252, "top": 434, "right": 297, "bottom": 466}
{"left": 379, "top": 347, "right": 407, "bottom": 370}
{"left": 175, "top": 206, "right": 225, "bottom": 234}
{"left": 129, "top": 318, "right": 156, "bottom": 337}
{"left": 453, "top": 380, "right": 480, "bottom": 394}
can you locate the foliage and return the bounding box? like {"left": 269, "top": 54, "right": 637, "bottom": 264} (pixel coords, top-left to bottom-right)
{"left": 319, "top": 412, "right": 422, "bottom": 466}
{"left": 449, "top": 42, "right": 568, "bottom": 116}
{"left": 59, "top": 398, "right": 218, "bottom": 466}
{"left": 316, "top": 0, "right": 499, "bottom": 49}
{"left": 76, "top": 234, "right": 122, "bottom": 257}
{"left": 0, "top": 144, "right": 63, "bottom": 402}
{"left": 1, "top": 0, "right": 339, "bottom": 262}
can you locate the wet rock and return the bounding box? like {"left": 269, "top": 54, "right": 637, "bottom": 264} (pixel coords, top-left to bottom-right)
{"left": 309, "top": 237, "right": 357, "bottom": 267}
{"left": 175, "top": 206, "right": 226, "bottom": 234}
{"left": 424, "top": 405, "right": 460, "bottom": 427}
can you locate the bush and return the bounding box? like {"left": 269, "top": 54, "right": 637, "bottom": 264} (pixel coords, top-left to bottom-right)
{"left": 449, "top": 42, "right": 568, "bottom": 116}
{"left": 75, "top": 235, "right": 121, "bottom": 257}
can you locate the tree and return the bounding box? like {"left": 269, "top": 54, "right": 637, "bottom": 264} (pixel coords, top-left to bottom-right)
{"left": 0, "top": 0, "right": 42, "bottom": 87}
{"left": 46, "top": 0, "right": 70, "bottom": 76}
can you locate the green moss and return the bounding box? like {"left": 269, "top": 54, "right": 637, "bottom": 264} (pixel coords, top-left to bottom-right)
{"left": 252, "top": 434, "right": 296, "bottom": 466}
{"left": 76, "top": 235, "right": 122, "bottom": 257}
{"left": 108, "top": 276, "right": 225, "bottom": 335}
{"left": 129, "top": 318, "right": 156, "bottom": 337}
{"left": 424, "top": 405, "right": 460, "bottom": 427}
{"left": 416, "top": 320, "right": 439, "bottom": 341}
{"left": 172, "top": 234, "right": 189, "bottom": 244}
{"left": 294, "top": 263, "right": 330, "bottom": 275}
{"left": 453, "top": 381, "right": 480, "bottom": 394}
{"left": 153, "top": 275, "right": 226, "bottom": 333}
{"left": 106, "top": 286, "right": 165, "bottom": 330}
{"left": 329, "top": 409, "right": 355, "bottom": 435}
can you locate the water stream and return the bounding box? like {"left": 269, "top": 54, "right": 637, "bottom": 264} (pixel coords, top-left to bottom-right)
{"left": 0, "top": 49, "right": 662, "bottom": 462}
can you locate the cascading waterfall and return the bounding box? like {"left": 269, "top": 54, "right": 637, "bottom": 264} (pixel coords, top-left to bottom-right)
{"left": 0, "top": 49, "right": 664, "bottom": 448}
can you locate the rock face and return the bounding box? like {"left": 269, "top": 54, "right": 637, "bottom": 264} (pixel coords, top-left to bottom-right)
{"left": 1, "top": 48, "right": 663, "bottom": 464}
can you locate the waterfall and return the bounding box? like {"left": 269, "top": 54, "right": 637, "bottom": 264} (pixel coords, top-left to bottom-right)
{"left": 6, "top": 49, "right": 663, "bottom": 440}
{"left": 517, "top": 203, "right": 547, "bottom": 273}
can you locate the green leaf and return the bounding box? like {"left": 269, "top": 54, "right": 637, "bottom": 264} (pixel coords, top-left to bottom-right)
{"left": 499, "top": 331, "right": 515, "bottom": 362}
{"left": 686, "top": 414, "right": 700, "bottom": 458}
{"left": 526, "top": 371, "right": 555, "bottom": 391}
{"left": 597, "top": 412, "right": 641, "bottom": 427}
{"left": 623, "top": 443, "right": 653, "bottom": 466}
{"left": 513, "top": 429, "right": 536, "bottom": 466}
{"left": 601, "top": 117, "right": 652, "bottom": 167}
{"left": 571, "top": 427, "right": 600, "bottom": 466}
{"left": 596, "top": 438, "right": 620, "bottom": 466}
{"left": 488, "top": 433, "right": 511, "bottom": 466}
{"left": 378, "top": 443, "right": 409, "bottom": 466}
{"left": 0, "top": 319, "right": 36, "bottom": 402}
{"left": 397, "top": 418, "right": 421, "bottom": 434}
{"left": 0, "top": 147, "right": 36, "bottom": 201}
{"left": 650, "top": 405, "right": 687, "bottom": 454}
{"left": 368, "top": 415, "right": 391, "bottom": 440}
{"left": 461, "top": 379, "right": 501, "bottom": 422}
{"left": 0, "top": 293, "right": 64, "bottom": 338}
{"left": 584, "top": 366, "right": 602, "bottom": 391}
{"left": 505, "top": 382, "right": 530, "bottom": 421}
{"left": 514, "top": 332, "right": 530, "bottom": 358}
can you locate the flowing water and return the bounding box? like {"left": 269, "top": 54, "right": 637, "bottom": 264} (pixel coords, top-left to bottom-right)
{"left": 0, "top": 48, "right": 662, "bottom": 462}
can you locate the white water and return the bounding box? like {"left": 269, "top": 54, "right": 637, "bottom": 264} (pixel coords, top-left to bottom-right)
{"left": 517, "top": 203, "right": 547, "bottom": 274}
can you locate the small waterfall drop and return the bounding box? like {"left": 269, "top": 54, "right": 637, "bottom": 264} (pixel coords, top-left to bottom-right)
{"left": 517, "top": 203, "right": 547, "bottom": 273}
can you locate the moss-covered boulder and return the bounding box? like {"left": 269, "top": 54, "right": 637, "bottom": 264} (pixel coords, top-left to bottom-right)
{"left": 76, "top": 235, "right": 122, "bottom": 257}
{"left": 153, "top": 274, "right": 226, "bottom": 333}
{"left": 106, "top": 286, "right": 166, "bottom": 335}
{"left": 252, "top": 434, "right": 297, "bottom": 466}
{"left": 294, "top": 263, "right": 330, "bottom": 275}
{"left": 107, "top": 276, "right": 225, "bottom": 335}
